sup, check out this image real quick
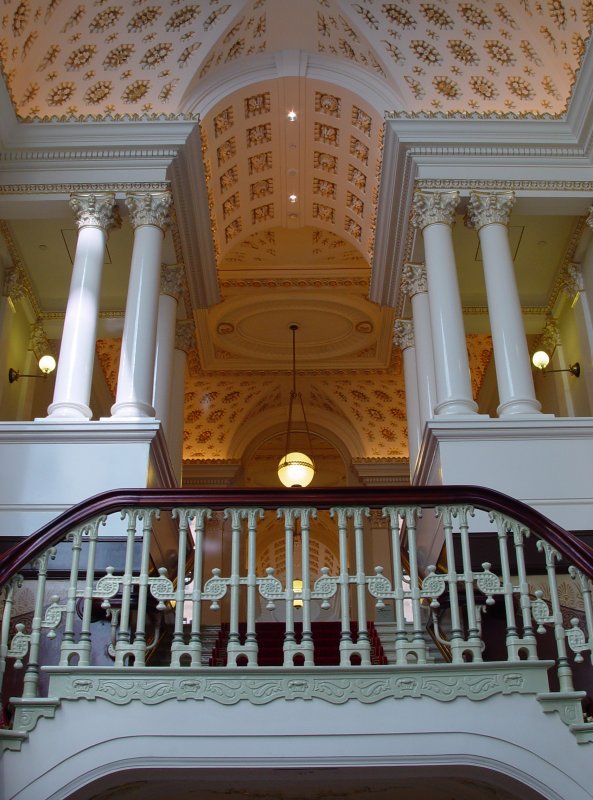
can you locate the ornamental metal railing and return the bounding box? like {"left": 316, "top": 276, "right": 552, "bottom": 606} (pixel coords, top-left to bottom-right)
{"left": 0, "top": 485, "right": 592, "bottom": 740}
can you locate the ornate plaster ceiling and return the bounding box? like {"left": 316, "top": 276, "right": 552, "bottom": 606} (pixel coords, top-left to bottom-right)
{"left": 0, "top": 0, "right": 590, "bottom": 120}
{"left": 96, "top": 333, "right": 493, "bottom": 468}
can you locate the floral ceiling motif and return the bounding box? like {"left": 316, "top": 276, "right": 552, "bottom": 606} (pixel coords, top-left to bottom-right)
{"left": 96, "top": 333, "right": 493, "bottom": 463}
{"left": 0, "top": 1, "right": 589, "bottom": 122}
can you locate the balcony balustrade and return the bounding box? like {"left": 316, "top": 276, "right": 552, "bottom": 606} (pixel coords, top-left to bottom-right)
{"left": 0, "top": 485, "right": 592, "bottom": 754}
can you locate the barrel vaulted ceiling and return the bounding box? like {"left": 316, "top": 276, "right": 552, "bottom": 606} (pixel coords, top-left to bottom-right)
{"left": 1, "top": 1, "right": 592, "bottom": 481}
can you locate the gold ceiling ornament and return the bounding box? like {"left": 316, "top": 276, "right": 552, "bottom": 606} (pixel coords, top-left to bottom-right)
{"left": 278, "top": 324, "right": 315, "bottom": 489}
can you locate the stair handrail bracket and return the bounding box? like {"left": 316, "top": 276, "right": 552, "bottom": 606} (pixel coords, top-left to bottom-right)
{"left": 0, "top": 484, "right": 592, "bottom": 753}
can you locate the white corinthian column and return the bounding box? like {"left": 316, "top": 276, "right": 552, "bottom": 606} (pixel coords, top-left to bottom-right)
{"left": 468, "top": 191, "right": 541, "bottom": 416}
{"left": 401, "top": 262, "right": 437, "bottom": 427}
{"left": 46, "top": 193, "right": 118, "bottom": 420}
{"left": 110, "top": 191, "right": 172, "bottom": 420}
{"left": 412, "top": 190, "right": 477, "bottom": 416}
{"left": 393, "top": 319, "right": 421, "bottom": 474}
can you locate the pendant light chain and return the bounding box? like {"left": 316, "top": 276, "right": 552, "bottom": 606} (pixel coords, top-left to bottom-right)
{"left": 277, "top": 324, "right": 315, "bottom": 488}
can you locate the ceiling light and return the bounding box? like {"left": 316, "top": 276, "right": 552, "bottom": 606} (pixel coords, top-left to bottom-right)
{"left": 287, "top": 110, "right": 297, "bottom": 121}
{"left": 289, "top": 194, "right": 297, "bottom": 203}
{"left": 278, "top": 324, "right": 315, "bottom": 488}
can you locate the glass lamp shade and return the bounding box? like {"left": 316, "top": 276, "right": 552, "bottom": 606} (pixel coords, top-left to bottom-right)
{"left": 38, "top": 354, "right": 57, "bottom": 374}
{"left": 278, "top": 451, "right": 315, "bottom": 488}
{"left": 532, "top": 350, "right": 550, "bottom": 370}
{"left": 292, "top": 579, "right": 303, "bottom": 608}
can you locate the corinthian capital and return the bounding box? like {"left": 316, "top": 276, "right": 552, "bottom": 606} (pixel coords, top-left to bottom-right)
{"left": 467, "top": 191, "right": 515, "bottom": 230}
{"left": 586, "top": 205, "right": 593, "bottom": 230}
{"left": 29, "top": 321, "right": 51, "bottom": 359}
{"left": 540, "top": 319, "right": 560, "bottom": 355}
{"left": 412, "top": 190, "right": 459, "bottom": 230}
{"left": 175, "top": 319, "right": 196, "bottom": 353}
{"left": 126, "top": 191, "right": 172, "bottom": 232}
{"left": 69, "top": 192, "right": 120, "bottom": 231}
{"left": 561, "top": 262, "right": 584, "bottom": 296}
{"left": 161, "top": 264, "right": 183, "bottom": 299}
{"left": 401, "top": 262, "right": 427, "bottom": 298}
{"left": 2, "top": 264, "right": 25, "bottom": 302}
{"left": 393, "top": 319, "right": 414, "bottom": 350}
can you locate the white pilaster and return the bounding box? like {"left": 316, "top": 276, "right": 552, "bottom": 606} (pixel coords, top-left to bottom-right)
{"left": 563, "top": 259, "right": 593, "bottom": 413}
{"left": 468, "top": 191, "right": 541, "bottom": 417}
{"left": 170, "top": 320, "right": 194, "bottom": 485}
{"left": 413, "top": 190, "right": 477, "bottom": 416}
{"left": 153, "top": 265, "right": 183, "bottom": 439}
{"left": 110, "top": 191, "right": 172, "bottom": 420}
{"left": 46, "top": 193, "right": 118, "bottom": 421}
{"left": 393, "top": 319, "right": 421, "bottom": 476}
{"left": 401, "top": 262, "right": 437, "bottom": 426}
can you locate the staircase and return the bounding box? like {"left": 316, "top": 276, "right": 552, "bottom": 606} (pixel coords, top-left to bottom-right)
{"left": 209, "top": 621, "right": 388, "bottom": 667}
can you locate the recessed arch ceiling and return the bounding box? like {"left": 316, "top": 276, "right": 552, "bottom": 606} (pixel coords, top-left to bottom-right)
{"left": 200, "top": 78, "right": 383, "bottom": 263}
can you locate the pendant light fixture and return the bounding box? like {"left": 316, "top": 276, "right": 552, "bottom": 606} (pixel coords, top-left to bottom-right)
{"left": 277, "top": 324, "right": 315, "bottom": 488}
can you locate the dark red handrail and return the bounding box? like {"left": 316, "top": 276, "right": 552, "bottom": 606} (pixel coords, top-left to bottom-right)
{"left": 1, "top": 484, "right": 592, "bottom": 585}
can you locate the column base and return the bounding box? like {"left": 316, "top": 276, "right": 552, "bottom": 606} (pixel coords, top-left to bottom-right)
{"left": 108, "top": 399, "right": 156, "bottom": 419}
{"left": 497, "top": 396, "right": 547, "bottom": 417}
{"left": 434, "top": 397, "right": 479, "bottom": 415}
{"left": 42, "top": 401, "right": 92, "bottom": 421}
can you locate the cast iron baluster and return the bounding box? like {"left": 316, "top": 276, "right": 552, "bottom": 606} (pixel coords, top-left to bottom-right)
{"left": 436, "top": 505, "right": 464, "bottom": 663}
{"left": 133, "top": 508, "right": 160, "bottom": 665}
{"left": 538, "top": 539, "right": 575, "bottom": 692}
{"left": 22, "top": 548, "right": 55, "bottom": 698}
{"left": 330, "top": 507, "right": 354, "bottom": 664}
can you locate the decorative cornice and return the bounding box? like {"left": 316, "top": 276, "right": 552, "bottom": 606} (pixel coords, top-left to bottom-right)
{"left": 69, "top": 193, "right": 120, "bottom": 232}
{"left": 0, "top": 182, "right": 169, "bottom": 195}
{"left": 417, "top": 179, "right": 593, "bottom": 192}
{"left": 393, "top": 319, "right": 414, "bottom": 351}
{"left": 412, "top": 190, "right": 459, "bottom": 230}
{"left": 467, "top": 191, "right": 516, "bottom": 230}
{"left": 219, "top": 277, "right": 369, "bottom": 290}
{"left": 401, "top": 263, "right": 427, "bottom": 298}
{"left": 126, "top": 191, "right": 172, "bottom": 232}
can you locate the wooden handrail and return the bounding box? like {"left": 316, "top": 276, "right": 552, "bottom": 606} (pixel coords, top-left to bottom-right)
{"left": 1, "top": 484, "right": 592, "bottom": 585}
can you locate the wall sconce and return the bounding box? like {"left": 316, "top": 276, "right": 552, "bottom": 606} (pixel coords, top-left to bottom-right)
{"left": 532, "top": 350, "right": 580, "bottom": 377}
{"left": 9, "top": 354, "right": 56, "bottom": 383}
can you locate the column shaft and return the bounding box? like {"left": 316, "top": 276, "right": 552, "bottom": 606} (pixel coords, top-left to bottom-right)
{"left": 47, "top": 193, "right": 117, "bottom": 420}
{"left": 414, "top": 191, "right": 477, "bottom": 416}
{"left": 111, "top": 192, "right": 171, "bottom": 419}
{"left": 469, "top": 191, "right": 540, "bottom": 416}
{"left": 401, "top": 263, "right": 437, "bottom": 427}
{"left": 393, "top": 320, "right": 421, "bottom": 476}
{"left": 153, "top": 293, "right": 177, "bottom": 432}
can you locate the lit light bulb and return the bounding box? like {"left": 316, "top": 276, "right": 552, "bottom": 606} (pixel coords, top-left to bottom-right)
{"left": 287, "top": 110, "right": 297, "bottom": 122}
{"left": 38, "top": 354, "right": 57, "bottom": 375}
{"left": 289, "top": 194, "right": 297, "bottom": 203}
{"left": 532, "top": 350, "right": 550, "bottom": 370}
{"left": 278, "top": 452, "right": 315, "bottom": 488}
